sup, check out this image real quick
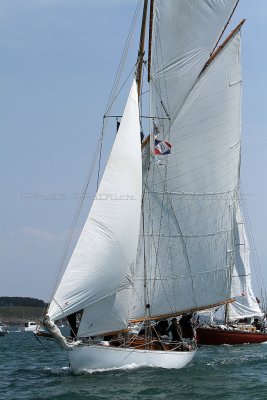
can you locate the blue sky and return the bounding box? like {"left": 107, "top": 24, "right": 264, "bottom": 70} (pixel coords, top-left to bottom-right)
{"left": 1, "top": 0, "right": 267, "bottom": 302}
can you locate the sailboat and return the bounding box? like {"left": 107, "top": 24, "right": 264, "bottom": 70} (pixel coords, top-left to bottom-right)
{"left": 38, "top": 0, "right": 249, "bottom": 373}
{"left": 197, "top": 203, "right": 267, "bottom": 345}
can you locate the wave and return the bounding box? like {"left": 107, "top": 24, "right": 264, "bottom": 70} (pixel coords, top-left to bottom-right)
{"left": 78, "top": 363, "right": 150, "bottom": 375}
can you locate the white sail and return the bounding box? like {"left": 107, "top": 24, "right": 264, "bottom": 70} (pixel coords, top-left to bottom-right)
{"left": 130, "top": 31, "right": 242, "bottom": 321}
{"left": 48, "top": 80, "right": 142, "bottom": 335}
{"left": 78, "top": 290, "right": 132, "bottom": 337}
{"left": 228, "top": 203, "right": 264, "bottom": 321}
{"left": 151, "top": 0, "right": 238, "bottom": 121}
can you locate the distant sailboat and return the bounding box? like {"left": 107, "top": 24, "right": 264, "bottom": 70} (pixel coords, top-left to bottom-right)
{"left": 197, "top": 204, "right": 267, "bottom": 345}
{"left": 37, "top": 0, "right": 249, "bottom": 373}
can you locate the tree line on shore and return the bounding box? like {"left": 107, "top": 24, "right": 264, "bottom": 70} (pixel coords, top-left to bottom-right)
{"left": 0, "top": 296, "right": 47, "bottom": 307}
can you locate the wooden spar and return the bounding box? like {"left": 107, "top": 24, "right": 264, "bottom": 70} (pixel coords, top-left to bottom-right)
{"left": 141, "top": 134, "right": 150, "bottom": 148}
{"left": 136, "top": 0, "right": 149, "bottom": 98}
{"left": 129, "top": 298, "right": 236, "bottom": 324}
{"left": 147, "top": 0, "right": 155, "bottom": 82}
{"left": 210, "top": 0, "right": 240, "bottom": 56}
{"left": 203, "top": 19, "right": 245, "bottom": 72}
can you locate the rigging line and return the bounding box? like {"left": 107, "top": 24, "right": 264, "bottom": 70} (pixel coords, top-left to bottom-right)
{"left": 105, "top": 62, "right": 138, "bottom": 117}
{"left": 49, "top": 132, "right": 106, "bottom": 300}
{"left": 95, "top": 3, "right": 142, "bottom": 190}
{"left": 126, "top": 320, "right": 145, "bottom": 346}
{"left": 140, "top": 149, "right": 153, "bottom": 319}
{"left": 142, "top": 134, "right": 179, "bottom": 313}
{"left": 104, "top": 0, "right": 142, "bottom": 116}
{"left": 96, "top": 117, "right": 105, "bottom": 190}
{"left": 47, "top": 297, "right": 70, "bottom": 326}
{"left": 136, "top": 144, "right": 163, "bottom": 317}
{"left": 147, "top": 22, "right": 171, "bottom": 122}
{"left": 34, "top": 333, "right": 58, "bottom": 362}
{"left": 155, "top": 163, "right": 199, "bottom": 309}
{"left": 52, "top": 66, "right": 137, "bottom": 295}
{"left": 145, "top": 173, "right": 172, "bottom": 311}
{"left": 48, "top": 4, "right": 142, "bottom": 299}
{"left": 142, "top": 188, "right": 148, "bottom": 317}
{"left": 143, "top": 62, "right": 170, "bottom": 119}
{"left": 147, "top": 130, "right": 175, "bottom": 312}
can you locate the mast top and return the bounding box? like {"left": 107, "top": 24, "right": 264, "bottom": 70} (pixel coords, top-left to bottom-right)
{"left": 136, "top": 0, "right": 149, "bottom": 99}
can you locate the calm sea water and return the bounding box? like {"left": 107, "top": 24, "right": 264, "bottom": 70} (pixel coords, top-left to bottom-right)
{"left": 1, "top": 329, "right": 267, "bottom": 400}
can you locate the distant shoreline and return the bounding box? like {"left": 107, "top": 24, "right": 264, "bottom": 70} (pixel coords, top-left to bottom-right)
{"left": 0, "top": 306, "right": 45, "bottom": 326}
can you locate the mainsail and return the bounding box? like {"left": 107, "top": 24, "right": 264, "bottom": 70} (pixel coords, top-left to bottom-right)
{"left": 129, "top": 26, "right": 242, "bottom": 319}
{"left": 228, "top": 202, "right": 264, "bottom": 321}
{"left": 47, "top": 80, "right": 142, "bottom": 336}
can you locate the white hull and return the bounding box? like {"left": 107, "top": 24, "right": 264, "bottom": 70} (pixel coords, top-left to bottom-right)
{"left": 68, "top": 344, "right": 196, "bottom": 374}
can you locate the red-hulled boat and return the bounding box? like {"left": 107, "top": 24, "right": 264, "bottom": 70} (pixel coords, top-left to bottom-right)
{"left": 196, "top": 325, "right": 267, "bottom": 345}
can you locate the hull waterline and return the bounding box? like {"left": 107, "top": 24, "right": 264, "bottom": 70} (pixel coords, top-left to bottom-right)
{"left": 197, "top": 327, "right": 267, "bottom": 345}
{"left": 68, "top": 344, "right": 196, "bottom": 374}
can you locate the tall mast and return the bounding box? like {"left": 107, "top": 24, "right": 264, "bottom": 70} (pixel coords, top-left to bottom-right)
{"left": 137, "top": 0, "right": 150, "bottom": 344}
{"left": 136, "top": 0, "right": 149, "bottom": 99}
{"left": 147, "top": 0, "right": 154, "bottom": 82}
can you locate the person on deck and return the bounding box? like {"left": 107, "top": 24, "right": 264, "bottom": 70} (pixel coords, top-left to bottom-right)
{"left": 155, "top": 320, "right": 169, "bottom": 336}
{"left": 252, "top": 318, "right": 262, "bottom": 331}
{"left": 166, "top": 318, "right": 182, "bottom": 342}
{"left": 179, "top": 314, "right": 195, "bottom": 340}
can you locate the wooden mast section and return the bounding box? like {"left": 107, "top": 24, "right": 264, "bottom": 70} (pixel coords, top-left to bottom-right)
{"left": 136, "top": 0, "right": 149, "bottom": 99}
{"left": 147, "top": 0, "right": 154, "bottom": 82}
{"left": 203, "top": 19, "right": 245, "bottom": 72}
{"left": 210, "top": 0, "right": 240, "bottom": 56}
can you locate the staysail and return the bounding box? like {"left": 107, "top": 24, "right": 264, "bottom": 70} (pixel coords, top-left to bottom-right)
{"left": 130, "top": 27, "right": 242, "bottom": 321}
{"left": 47, "top": 80, "right": 142, "bottom": 336}
{"left": 228, "top": 202, "right": 264, "bottom": 321}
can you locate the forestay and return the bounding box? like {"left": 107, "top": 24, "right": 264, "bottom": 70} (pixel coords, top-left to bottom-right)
{"left": 228, "top": 203, "right": 264, "bottom": 321}
{"left": 129, "top": 31, "right": 242, "bottom": 321}
{"left": 48, "top": 80, "right": 142, "bottom": 336}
